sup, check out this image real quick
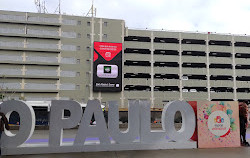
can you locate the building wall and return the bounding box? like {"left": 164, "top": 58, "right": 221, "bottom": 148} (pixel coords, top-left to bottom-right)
{"left": 1, "top": 10, "right": 250, "bottom": 108}
{"left": 124, "top": 30, "right": 250, "bottom": 108}
{"left": 0, "top": 10, "right": 124, "bottom": 104}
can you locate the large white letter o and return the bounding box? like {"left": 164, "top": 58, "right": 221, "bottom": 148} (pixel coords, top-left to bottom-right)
{"left": 0, "top": 100, "right": 35, "bottom": 148}
{"left": 162, "top": 100, "right": 195, "bottom": 142}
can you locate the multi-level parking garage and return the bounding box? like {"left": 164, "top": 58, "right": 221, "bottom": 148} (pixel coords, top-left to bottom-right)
{"left": 0, "top": 10, "right": 250, "bottom": 110}
{"left": 123, "top": 29, "right": 250, "bottom": 108}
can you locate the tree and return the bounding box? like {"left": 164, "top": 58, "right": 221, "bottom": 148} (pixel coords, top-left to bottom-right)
{"left": 0, "top": 75, "right": 17, "bottom": 102}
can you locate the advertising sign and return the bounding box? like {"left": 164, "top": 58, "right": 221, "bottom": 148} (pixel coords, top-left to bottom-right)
{"left": 197, "top": 101, "right": 240, "bottom": 148}
{"left": 93, "top": 42, "right": 122, "bottom": 92}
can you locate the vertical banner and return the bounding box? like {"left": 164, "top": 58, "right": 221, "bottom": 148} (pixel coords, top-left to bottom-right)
{"left": 93, "top": 42, "right": 122, "bottom": 92}
{"left": 197, "top": 101, "right": 240, "bottom": 148}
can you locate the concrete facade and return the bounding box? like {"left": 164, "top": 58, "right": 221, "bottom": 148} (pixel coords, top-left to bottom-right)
{"left": 1, "top": 10, "right": 250, "bottom": 109}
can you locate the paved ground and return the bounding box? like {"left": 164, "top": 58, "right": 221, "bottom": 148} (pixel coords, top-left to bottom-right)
{"left": 2, "top": 128, "right": 250, "bottom": 158}
{"left": 3, "top": 147, "right": 250, "bottom": 158}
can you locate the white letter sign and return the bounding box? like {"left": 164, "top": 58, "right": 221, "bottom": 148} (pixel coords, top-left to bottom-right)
{"left": 162, "top": 101, "right": 196, "bottom": 142}
{"left": 108, "top": 100, "right": 140, "bottom": 144}
{"left": 49, "top": 100, "right": 83, "bottom": 146}
{"left": 1, "top": 100, "right": 35, "bottom": 148}
{"left": 1, "top": 99, "right": 197, "bottom": 155}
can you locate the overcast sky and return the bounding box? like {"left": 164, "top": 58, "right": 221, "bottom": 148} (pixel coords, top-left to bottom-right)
{"left": 1, "top": 0, "right": 250, "bottom": 35}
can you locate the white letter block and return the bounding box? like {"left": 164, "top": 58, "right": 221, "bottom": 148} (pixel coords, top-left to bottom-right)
{"left": 74, "top": 100, "right": 110, "bottom": 145}
{"left": 49, "top": 100, "right": 82, "bottom": 146}
{"left": 108, "top": 100, "right": 140, "bottom": 144}
{"left": 139, "top": 100, "right": 166, "bottom": 143}
{"left": 0, "top": 100, "right": 35, "bottom": 148}
{"left": 162, "top": 101, "right": 195, "bottom": 142}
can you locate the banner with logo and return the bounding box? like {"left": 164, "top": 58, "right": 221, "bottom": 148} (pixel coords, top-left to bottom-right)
{"left": 93, "top": 42, "right": 122, "bottom": 92}
{"left": 197, "top": 101, "right": 240, "bottom": 148}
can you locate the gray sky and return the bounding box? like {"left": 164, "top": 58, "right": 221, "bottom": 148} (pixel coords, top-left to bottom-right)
{"left": 1, "top": 0, "right": 250, "bottom": 35}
